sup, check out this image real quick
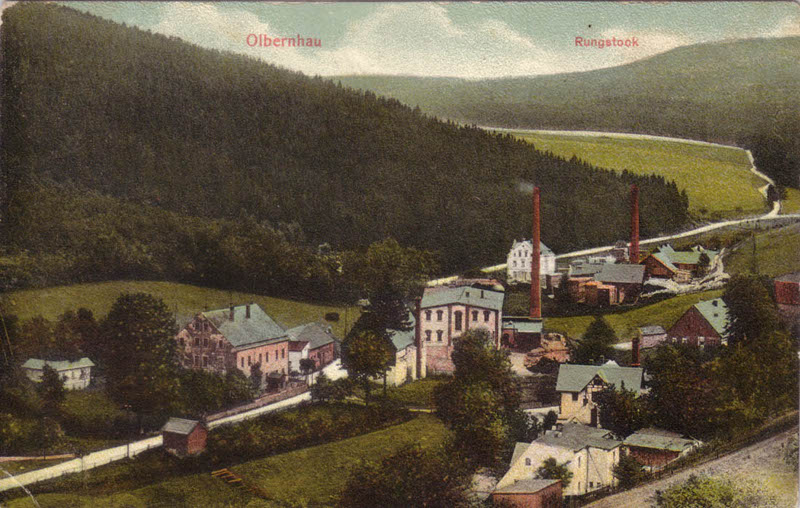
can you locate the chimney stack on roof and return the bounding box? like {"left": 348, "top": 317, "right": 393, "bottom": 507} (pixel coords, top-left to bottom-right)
{"left": 229, "top": 305, "right": 235, "bottom": 321}
{"left": 531, "top": 186, "right": 542, "bottom": 319}
{"left": 630, "top": 184, "right": 640, "bottom": 264}
{"left": 246, "top": 304, "right": 251, "bottom": 319}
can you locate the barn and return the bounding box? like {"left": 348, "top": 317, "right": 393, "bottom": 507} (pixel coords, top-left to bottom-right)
{"left": 162, "top": 417, "right": 208, "bottom": 457}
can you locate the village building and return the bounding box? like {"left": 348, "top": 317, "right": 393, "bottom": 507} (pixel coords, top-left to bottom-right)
{"left": 162, "top": 417, "right": 208, "bottom": 457}
{"left": 623, "top": 428, "right": 701, "bottom": 471}
{"left": 667, "top": 298, "right": 729, "bottom": 348}
{"left": 385, "top": 311, "right": 419, "bottom": 386}
{"left": 775, "top": 272, "right": 800, "bottom": 306}
{"left": 640, "top": 245, "right": 718, "bottom": 283}
{"left": 491, "top": 478, "right": 562, "bottom": 508}
{"left": 419, "top": 284, "right": 504, "bottom": 375}
{"left": 286, "top": 322, "right": 337, "bottom": 374}
{"left": 638, "top": 325, "right": 668, "bottom": 349}
{"left": 175, "top": 303, "right": 290, "bottom": 388}
{"left": 22, "top": 357, "right": 95, "bottom": 390}
{"left": 501, "top": 317, "right": 543, "bottom": 351}
{"left": 556, "top": 361, "right": 644, "bottom": 427}
{"left": 496, "top": 423, "right": 623, "bottom": 498}
{"left": 567, "top": 264, "right": 645, "bottom": 306}
{"left": 507, "top": 239, "right": 557, "bottom": 284}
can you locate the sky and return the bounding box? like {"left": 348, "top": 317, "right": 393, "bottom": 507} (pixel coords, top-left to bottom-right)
{"left": 14, "top": 1, "right": 800, "bottom": 79}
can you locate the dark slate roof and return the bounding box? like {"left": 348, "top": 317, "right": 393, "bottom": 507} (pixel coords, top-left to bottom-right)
{"left": 570, "top": 262, "right": 606, "bottom": 277}
{"left": 775, "top": 272, "right": 800, "bottom": 284}
{"left": 693, "top": 298, "right": 729, "bottom": 336}
{"left": 624, "top": 428, "right": 699, "bottom": 452}
{"left": 421, "top": 285, "right": 504, "bottom": 311}
{"left": 493, "top": 478, "right": 560, "bottom": 494}
{"left": 594, "top": 264, "right": 645, "bottom": 285}
{"left": 556, "top": 361, "right": 643, "bottom": 394}
{"left": 538, "top": 423, "right": 622, "bottom": 451}
{"left": 639, "top": 325, "right": 666, "bottom": 336}
{"left": 286, "top": 322, "right": 336, "bottom": 351}
{"left": 162, "top": 417, "right": 202, "bottom": 435}
{"left": 202, "top": 304, "right": 287, "bottom": 349}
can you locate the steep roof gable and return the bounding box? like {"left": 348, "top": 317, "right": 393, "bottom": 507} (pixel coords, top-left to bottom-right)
{"left": 202, "top": 304, "right": 287, "bottom": 349}
{"left": 556, "top": 361, "right": 643, "bottom": 394}
{"left": 692, "top": 298, "right": 730, "bottom": 336}
{"left": 286, "top": 322, "right": 336, "bottom": 350}
{"left": 421, "top": 285, "right": 504, "bottom": 311}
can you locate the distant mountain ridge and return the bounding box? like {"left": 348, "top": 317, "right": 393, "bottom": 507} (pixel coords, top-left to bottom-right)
{"left": 333, "top": 37, "right": 800, "bottom": 189}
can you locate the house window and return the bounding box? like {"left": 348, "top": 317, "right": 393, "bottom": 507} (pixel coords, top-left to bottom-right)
{"left": 219, "top": 340, "right": 224, "bottom": 348}
{"left": 578, "top": 457, "right": 581, "bottom": 467}
{"left": 193, "top": 355, "right": 198, "bottom": 366}
{"left": 513, "top": 261, "right": 517, "bottom": 267}
{"left": 590, "top": 482, "right": 594, "bottom": 488}
{"left": 484, "top": 311, "right": 490, "bottom": 322}
{"left": 194, "top": 337, "right": 200, "bottom": 346}
{"left": 203, "top": 356, "right": 208, "bottom": 367}
{"left": 682, "top": 337, "right": 687, "bottom": 344}
{"left": 241, "top": 357, "right": 244, "bottom": 368}
{"left": 180, "top": 337, "right": 185, "bottom": 346}
{"left": 572, "top": 393, "right": 579, "bottom": 401}
{"left": 472, "top": 310, "right": 478, "bottom": 321}
{"left": 436, "top": 330, "right": 443, "bottom": 342}
{"left": 425, "top": 330, "right": 432, "bottom": 341}
{"left": 248, "top": 356, "right": 252, "bottom": 366}
{"left": 425, "top": 310, "right": 432, "bottom": 321}
{"left": 282, "top": 349, "right": 285, "bottom": 359}
{"left": 454, "top": 311, "right": 462, "bottom": 331}
{"left": 436, "top": 310, "right": 443, "bottom": 321}
{"left": 525, "top": 458, "right": 531, "bottom": 466}
{"left": 259, "top": 353, "right": 263, "bottom": 362}
{"left": 276, "top": 351, "right": 279, "bottom": 361}
{"left": 203, "top": 337, "right": 208, "bottom": 347}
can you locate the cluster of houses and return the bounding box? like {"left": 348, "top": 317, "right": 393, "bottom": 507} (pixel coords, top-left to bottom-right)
{"left": 492, "top": 360, "right": 702, "bottom": 506}
{"left": 506, "top": 237, "right": 720, "bottom": 307}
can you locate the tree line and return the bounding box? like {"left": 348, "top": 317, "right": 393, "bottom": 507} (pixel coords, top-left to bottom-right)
{"left": 3, "top": 3, "right": 689, "bottom": 281}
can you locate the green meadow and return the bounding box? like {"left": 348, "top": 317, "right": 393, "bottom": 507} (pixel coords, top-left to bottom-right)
{"left": 0, "top": 280, "right": 359, "bottom": 338}
{"left": 507, "top": 131, "right": 766, "bottom": 219}
{"left": 725, "top": 222, "right": 800, "bottom": 278}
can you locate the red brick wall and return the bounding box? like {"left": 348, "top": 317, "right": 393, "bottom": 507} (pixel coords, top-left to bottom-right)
{"left": 309, "top": 342, "right": 336, "bottom": 369}
{"left": 775, "top": 280, "right": 800, "bottom": 306}
{"left": 426, "top": 345, "right": 455, "bottom": 375}
{"left": 643, "top": 256, "right": 673, "bottom": 278}
{"left": 186, "top": 425, "right": 208, "bottom": 455}
{"left": 627, "top": 446, "right": 680, "bottom": 469}
{"left": 491, "top": 482, "right": 562, "bottom": 508}
{"left": 667, "top": 307, "right": 721, "bottom": 347}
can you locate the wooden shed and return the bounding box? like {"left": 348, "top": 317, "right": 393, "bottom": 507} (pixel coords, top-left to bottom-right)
{"left": 162, "top": 417, "right": 208, "bottom": 457}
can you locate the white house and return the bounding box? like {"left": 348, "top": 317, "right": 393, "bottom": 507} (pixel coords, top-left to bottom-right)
{"left": 22, "top": 357, "right": 95, "bottom": 390}
{"left": 507, "top": 239, "right": 557, "bottom": 283}
{"left": 496, "top": 423, "right": 623, "bottom": 497}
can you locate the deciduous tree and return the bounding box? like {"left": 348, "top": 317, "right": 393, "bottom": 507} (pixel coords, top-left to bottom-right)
{"left": 569, "top": 316, "right": 616, "bottom": 365}
{"left": 536, "top": 457, "right": 573, "bottom": 488}
{"left": 341, "top": 330, "right": 392, "bottom": 404}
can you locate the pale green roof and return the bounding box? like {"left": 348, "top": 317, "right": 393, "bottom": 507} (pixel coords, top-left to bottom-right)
{"left": 650, "top": 245, "right": 719, "bottom": 273}
{"left": 556, "top": 361, "right": 643, "bottom": 394}
{"left": 511, "top": 239, "right": 554, "bottom": 256}
{"left": 202, "top": 304, "right": 287, "bottom": 349}
{"left": 693, "top": 298, "right": 729, "bottom": 336}
{"left": 22, "top": 357, "right": 94, "bottom": 371}
{"left": 389, "top": 311, "right": 416, "bottom": 352}
{"left": 624, "top": 428, "right": 699, "bottom": 452}
{"left": 502, "top": 318, "right": 543, "bottom": 334}
{"left": 493, "top": 478, "right": 560, "bottom": 494}
{"left": 421, "top": 285, "right": 504, "bottom": 311}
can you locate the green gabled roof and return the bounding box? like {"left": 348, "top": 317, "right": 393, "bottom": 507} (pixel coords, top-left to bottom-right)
{"left": 421, "top": 285, "right": 504, "bottom": 311}
{"left": 502, "top": 317, "right": 543, "bottom": 334}
{"left": 623, "top": 428, "right": 699, "bottom": 452}
{"left": 650, "top": 245, "right": 719, "bottom": 273}
{"left": 556, "top": 361, "right": 643, "bottom": 394}
{"left": 693, "top": 298, "right": 730, "bottom": 336}
{"left": 202, "top": 304, "right": 287, "bottom": 349}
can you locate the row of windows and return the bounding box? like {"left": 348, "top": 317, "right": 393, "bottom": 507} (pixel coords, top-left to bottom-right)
{"left": 179, "top": 336, "right": 227, "bottom": 349}
{"left": 240, "top": 348, "right": 286, "bottom": 369}
{"left": 424, "top": 309, "right": 492, "bottom": 323}
{"left": 424, "top": 330, "right": 444, "bottom": 342}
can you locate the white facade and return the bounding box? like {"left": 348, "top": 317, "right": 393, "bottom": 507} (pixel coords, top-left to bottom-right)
{"left": 385, "top": 345, "right": 418, "bottom": 386}
{"left": 496, "top": 424, "right": 621, "bottom": 497}
{"left": 507, "top": 239, "right": 557, "bottom": 283}
{"left": 22, "top": 358, "right": 95, "bottom": 390}
{"left": 288, "top": 342, "right": 309, "bottom": 374}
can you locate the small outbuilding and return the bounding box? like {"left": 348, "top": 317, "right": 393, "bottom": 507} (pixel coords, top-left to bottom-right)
{"left": 775, "top": 272, "right": 800, "bottom": 306}
{"left": 491, "top": 478, "right": 562, "bottom": 508}
{"left": 162, "top": 417, "right": 208, "bottom": 457}
{"left": 623, "top": 428, "right": 701, "bottom": 471}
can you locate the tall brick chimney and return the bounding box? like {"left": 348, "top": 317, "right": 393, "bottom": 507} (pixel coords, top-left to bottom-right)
{"left": 414, "top": 297, "right": 425, "bottom": 379}
{"left": 246, "top": 303, "right": 251, "bottom": 319}
{"left": 531, "top": 186, "right": 542, "bottom": 320}
{"left": 630, "top": 184, "right": 640, "bottom": 264}
{"left": 631, "top": 335, "right": 641, "bottom": 367}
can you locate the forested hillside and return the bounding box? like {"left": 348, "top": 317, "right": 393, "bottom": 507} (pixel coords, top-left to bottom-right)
{"left": 336, "top": 37, "right": 800, "bottom": 190}
{"left": 1, "top": 4, "right": 688, "bottom": 283}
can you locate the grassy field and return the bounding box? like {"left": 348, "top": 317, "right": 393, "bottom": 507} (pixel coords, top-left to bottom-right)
{"left": 0, "top": 280, "right": 359, "bottom": 338}
{"left": 782, "top": 187, "right": 800, "bottom": 214}
{"left": 545, "top": 289, "right": 725, "bottom": 340}
{"left": 6, "top": 414, "right": 448, "bottom": 508}
{"left": 506, "top": 131, "right": 766, "bottom": 219}
{"left": 725, "top": 222, "right": 800, "bottom": 277}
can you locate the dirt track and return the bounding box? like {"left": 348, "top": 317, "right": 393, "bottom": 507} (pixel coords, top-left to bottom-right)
{"left": 587, "top": 426, "right": 799, "bottom": 508}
